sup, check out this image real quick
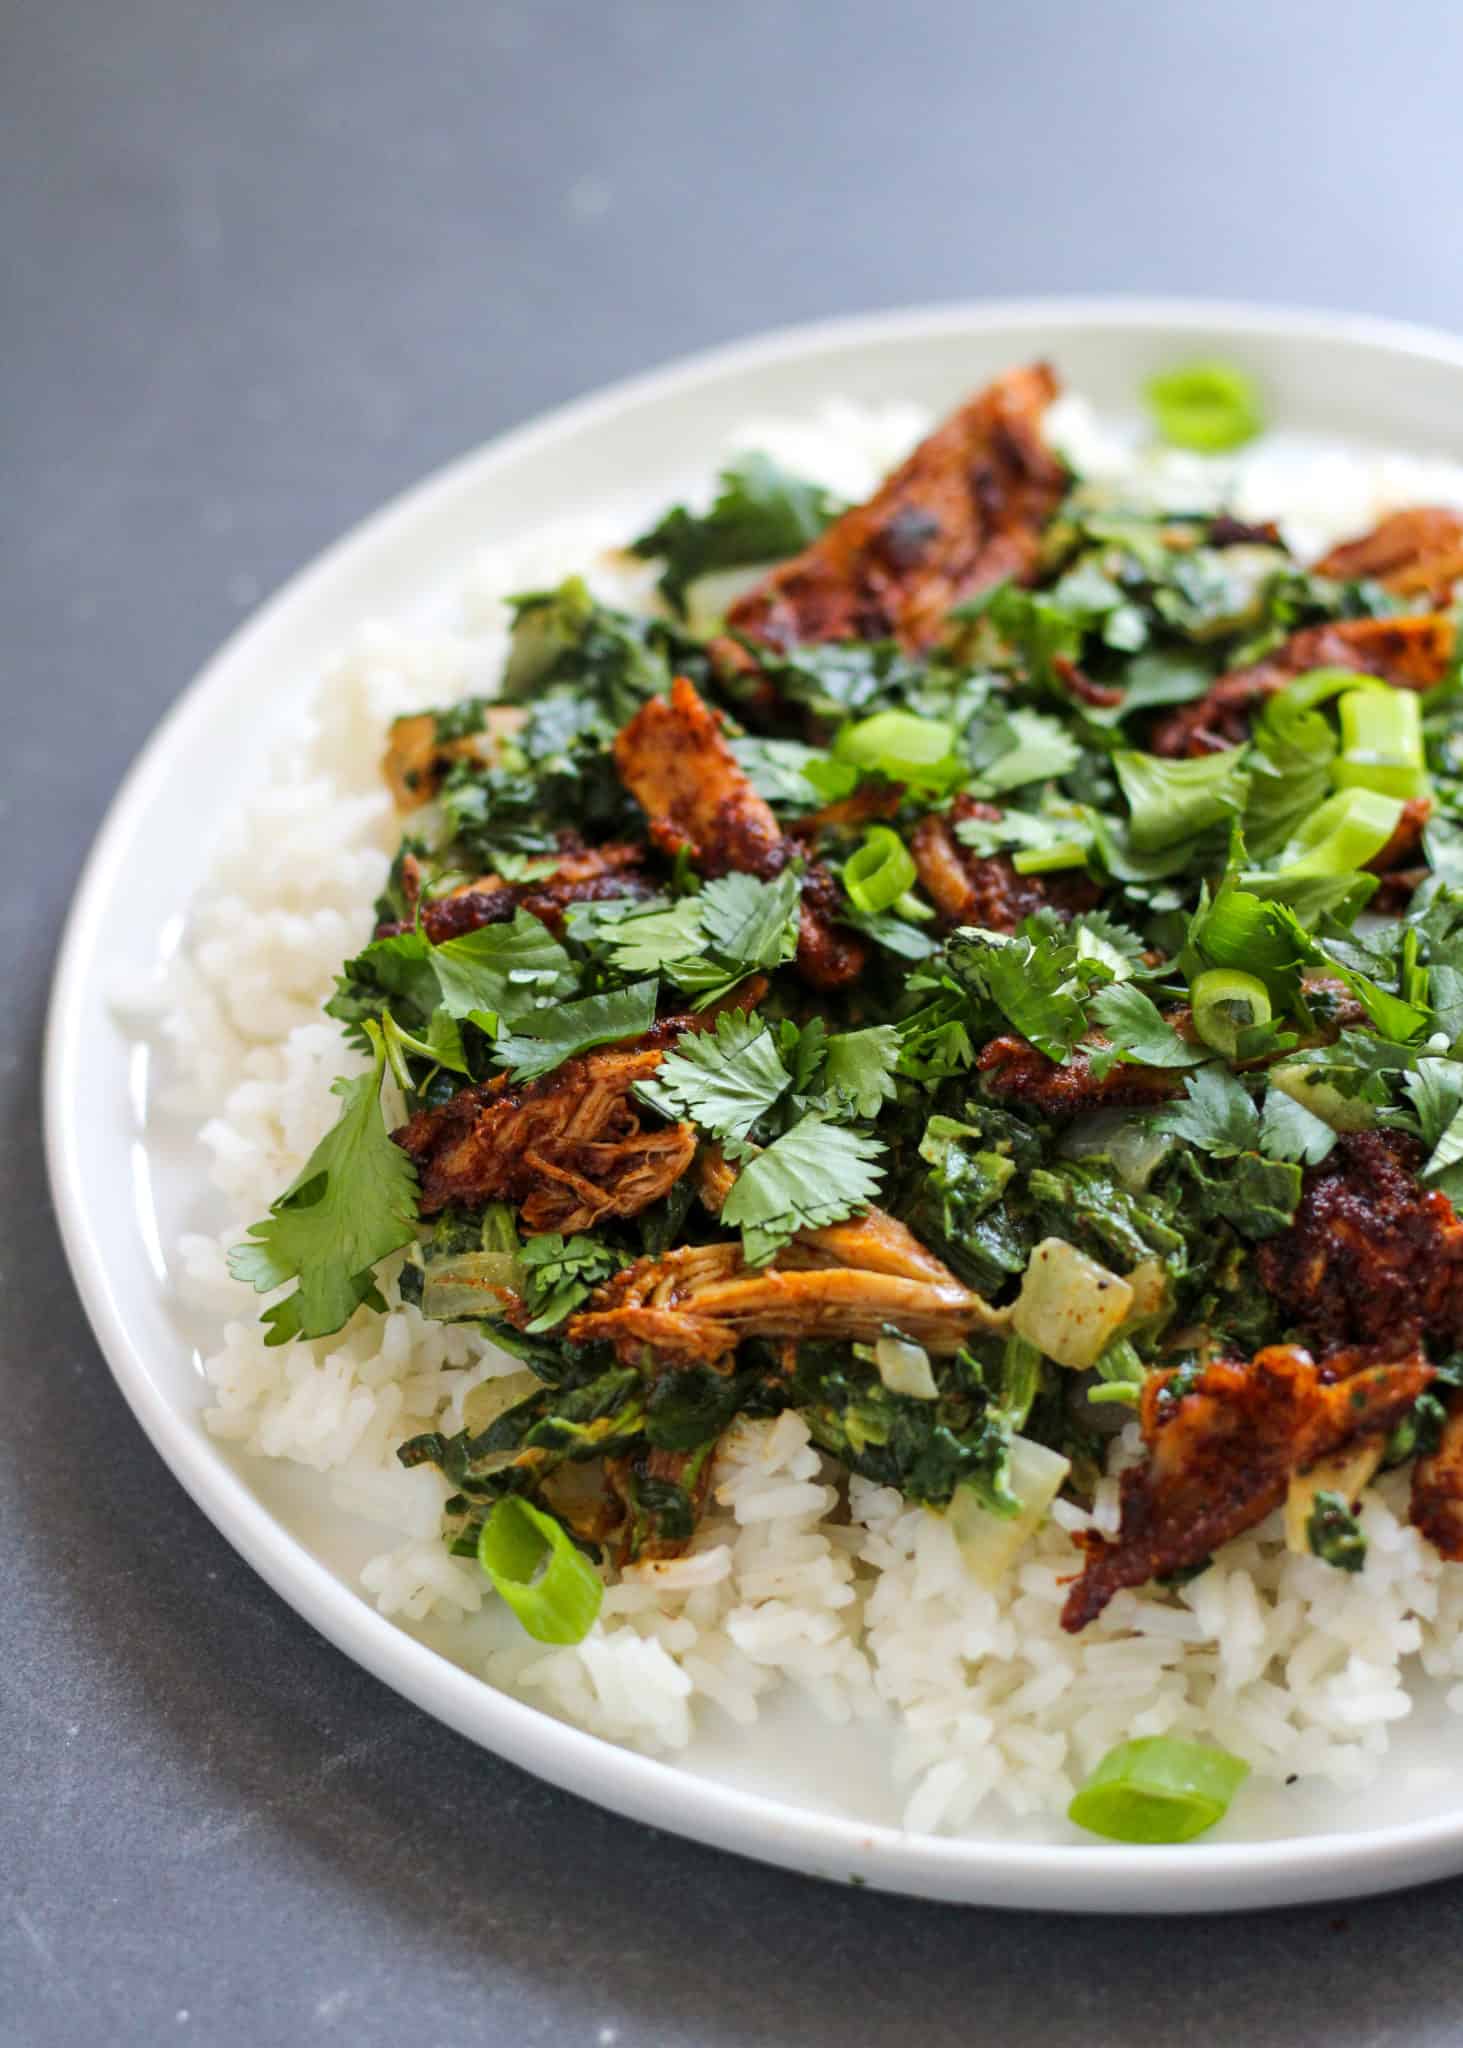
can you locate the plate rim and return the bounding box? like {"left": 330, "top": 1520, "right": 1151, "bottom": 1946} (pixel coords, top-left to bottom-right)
{"left": 45, "top": 292, "right": 1463, "bottom": 1912}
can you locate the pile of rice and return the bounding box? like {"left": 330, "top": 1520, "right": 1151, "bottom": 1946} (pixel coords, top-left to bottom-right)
{"left": 141, "top": 391, "right": 1463, "bottom": 1837}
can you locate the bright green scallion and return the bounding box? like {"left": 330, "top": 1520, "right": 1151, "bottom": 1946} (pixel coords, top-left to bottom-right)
{"left": 1068, "top": 1736, "right": 1250, "bottom": 1843}
{"left": 478, "top": 1496, "right": 604, "bottom": 1644}
{"left": 1334, "top": 685, "right": 1429, "bottom": 800}
{"left": 1143, "top": 360, "right": 1264, "bottom": 453}
{"left": 1191, "top": 967, "right": 1274, "bottom": 1057}
{"left": 843, "top": 826, "right": 918, "bottom": 915}
{"left": 832, "top": 710, "right": 962, "bottom": 792}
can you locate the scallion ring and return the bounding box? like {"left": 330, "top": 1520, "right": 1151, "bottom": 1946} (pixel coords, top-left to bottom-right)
{"left": 1273, "top": 785, "right": 1405, "bottom": 878}
{"left": 1191, "top": 968, "right": 1273, "bottom": 1057}
{"left": 843, "top": 825, "right": 918, "bottom": 915}
{"left": 832, "top": 710, "right": 962, "bottom": 792}
{"left": 1068, "top": 1736, "right": 1250, "bottom": 1843}
{"left": 478, "top": 1496, "right": 604, "bottom": 1644}
{"left": 1012, "top": 838, "right": 1091, "bottom": 876}
{"left": 1143, "top": 360, "right": 1264, "bottom": 453}
{"left": 1334, "top": 685, "right": 1428, "bottom": 800}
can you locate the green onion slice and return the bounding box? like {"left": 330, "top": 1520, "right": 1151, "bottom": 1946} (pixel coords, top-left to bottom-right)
{"left": 1334, "top": 685, "right": 1428, "bottom": 800}
{"left": 1143, "top": 360, "right": 1265, "bottom": 453}
{"left": 833, "top": 710, "right": 962, "bottom": 792}
{"left": 1191, "top": 967, "right": 1273, "bottom": 1057}
{"left": 1011, "top": 838, "right": 1090, "bottom": 875}
{"left": 1068, "top": 1736, "right": 1250, "bottom": 1843}
{"left": 1273, "top": 785, "right": 1405, "bottom": 878}
{"left": 843, "top": 825, "right": 918, "bottom": 914}
{"left": 478, "top": 1496, "right": 604, "bottom": 1644}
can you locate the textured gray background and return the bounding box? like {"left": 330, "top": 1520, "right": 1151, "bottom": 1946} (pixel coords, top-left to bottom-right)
{"left": 9, "top": 2, "right": 1463, "bottom": 2042}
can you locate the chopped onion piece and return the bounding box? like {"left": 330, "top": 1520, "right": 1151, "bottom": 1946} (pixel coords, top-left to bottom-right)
{"left": 1011, "top": 1238, "right": 1135, "bottom": 1369}
{"left": 874, "top": 1333, "right": 939, "bottom": 1400}
{"left": 461, "top": 1368, "right": 543, "bottom": 1436}
{"left": 1283, "top": 1437, "right": 1385, "bottom": 1556}
{"left": 947, "top": 1436, "right": 1072, "bottom": 1588}
{"left": 421, "top": 1250, "right": 522, "bottom": 1322}
{"left": 1269, "top": 1064, "right": 1375, "bottom": 1133}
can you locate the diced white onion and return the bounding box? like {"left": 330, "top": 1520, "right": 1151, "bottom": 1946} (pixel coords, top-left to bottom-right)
{"left": 946, "top": 1436, "right": 1072, "bottom": 1587}
{"left": 1283, "top": 1437, "right": 1385, "bottom": 1556}
{"left": 461, "top": 1368, "right": 542, "bottom": 1435}
{"left": 1011, "top": 1238, "right": 1135, "bottom": 1369}
{"left": 1269, "top": 1064, "right": 1374, "bottom": 1133}
{"left": 422, "top": 1251, "right": 522, "bottom": 1323}
{"left": 874, "top": 1334, "right": 939, "bottom": 1400}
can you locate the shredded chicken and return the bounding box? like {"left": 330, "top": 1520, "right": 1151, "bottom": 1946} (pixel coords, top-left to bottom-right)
{"left": 393, "top": 1045, "right": 696, "bottom": 1229}
{"left": 1256, "top": 1130, "right": 1463, "bottom": 1354}
{"left": 1412, "top": 1393, "right": 1463, "bottom": 1562}
{"left": 377, "top": 841, "right": 654, "bottom": 944}
{"left": 1313, "top": 507, "right": 1463, "bottom": 601}
{"left": 976, "top": 1033, "right": 1186, "bottom": 1116}
{"left": 569, "top": 1205, "right": 1005, "bottom": 1364}
{"left": 1150, "top": 613, "right": 1456, "bottom": 757}
{"left": 613, "top": 675, "right": 869, "bottom": 990}
{"left": 910, "top": 797, "right": 1099, "bottom": 932}
{"left": 1365, "top": 794, "right": 1433, "bottom": 877}
{"left": 720, "top": 363, "right": 1066, "bottom": 659}
{"left": 1062, "top": 1342, "right": 1435, "bottom": 1631}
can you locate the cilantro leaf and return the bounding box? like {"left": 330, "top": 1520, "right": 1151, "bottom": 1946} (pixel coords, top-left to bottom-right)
{"left": 817, "top": 1024, "right": 903, "bottom": 1118}
{"left": 1114, "top": 747, "right": 1251, "bottom": 853}
{"left": 722, "top": 1114, "right": 886, "bottom": 1265}
{"left": 431, "top": 910, "right": 577, "bottom": 1022}
{"left": 730, "top": 736, "right": 853, "bottom": 808}
{"left": 492, "top": 979, "right": 660, "bottom": 1083}
{"left": 1155, "top": 1064, "right": 1260, "bottom": 1156}
{"left": 947, "top": 930, "right": 1089, "bottom": 1063}
{"left": 228, "top": 1030, "right": 420, "bottom": 1345}
{"left": 1089, "top": 983, "right": 1206, "bottom": 1068}
{"left": 1405, "top": 1059, "right": 1463, "bottom": 1181}
{"left": 630, "top": 453, "right": 844, "bottom": 614}
{"left": 1259, "top": 1084, "right": 1337, "bottom": 1165}
{"left": 840, "top": 906, "right": 941, "bottom": 959}
{"left": 519, "top": 1233, "right": 625, "bottom": 1331}
{"left": 968, "top": 707, "right": 1080, "bottom": 794}
{"left": 699, "top": 868, "right": 802, "bottom": 970}
{"left": 602, "top": 895, "right": 708, "bottom": 977}
{"left": 635, "top": 1012, "right": 791, "bottom": 1152}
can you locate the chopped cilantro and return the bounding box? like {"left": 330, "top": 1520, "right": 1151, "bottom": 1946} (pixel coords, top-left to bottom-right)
{"left": 492, "top": 979, "right": 660, "bottom": 1082}
{"left": 635, "top": 1012, "right": 791, "bottom": 1153}
{"left": 630, "top": 453, "right": 844, "bottom": 615}
{"left": 228, "top": 1026, "right": 420, "bottom": 1344}
{"left": 722, "top": 1115, "right": 887, "bottom": 1265}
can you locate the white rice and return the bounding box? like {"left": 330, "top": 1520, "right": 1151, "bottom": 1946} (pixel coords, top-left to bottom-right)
{"left": 146, "top": 390, "right": 1463, "bottom": 1837}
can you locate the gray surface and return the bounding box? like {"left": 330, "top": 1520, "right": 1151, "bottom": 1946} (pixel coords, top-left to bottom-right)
{"left": 9, "top": 1, "right": 1463, "bottom": 2041}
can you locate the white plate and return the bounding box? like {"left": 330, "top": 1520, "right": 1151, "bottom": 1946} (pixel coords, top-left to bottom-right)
{"left": 46, "top": 298, "right": 1463, "bottom": 1913}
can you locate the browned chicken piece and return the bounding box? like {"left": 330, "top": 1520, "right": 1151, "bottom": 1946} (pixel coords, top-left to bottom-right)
{"left": 393, "top": 1045, "right": 696, "bottom": 1229}
{"left": 614, "top": 674, "right": 785, "bottom": 877}
{"left": 387, "top": 842, "right": 655, "bottom": 944}
{"left": 1150, "top": 614, "right": 1456, "bottom": 757}
{"left": 976, "top": 1033, "right": 1187, "bottom": 1116}
{"left": 721, "top": 364, "right": 1066, "bottom": 659}
{"left": 1256, "top": 1130, "right": 1463, "bottom": 1356}
{"left": 1411, "top": 1393, "right": 1463, "bottom": 1561}
{"left": 613, "top": 675, "right": 869, "bottom": 991}
{"left": 910, "top": 797, "right": 1100, "bottom": 933}
{"left": 1062, "top": 1343, "right": 1435, "bottom": 1631}
{"left": 1313, "top": 507, "right": 1463, "bottom": 601}
{"left": 1364, "top": 794, "right": 1432, "bottom": 878}
{"left": 569, "top": 1207, "right": 1004, "bottom": 1364}
{"left": 382, "top": 703, "right": 528, "bottom": 811}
